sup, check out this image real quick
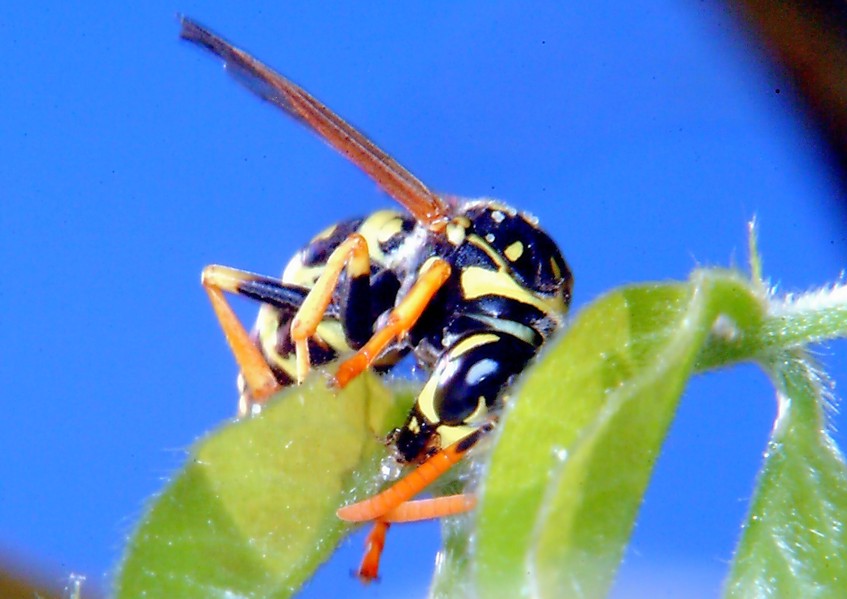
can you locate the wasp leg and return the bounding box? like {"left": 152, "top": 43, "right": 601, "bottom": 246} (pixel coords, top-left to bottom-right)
{"left": 333, "top": 258, "right": 452, "bottom": 389}
{"left": 340, "top": 427, "right": 488, "bottom": 582}
{"left": 337, "top": 422, "right": 491, "bottom": 523}
{"left": 357, "top": 519, "right": 390, "bottom": 583}
{"left": 354, "top": 495, "right": 477, "bottom": 582}
{"left": 289, "top": 233, "right": 371, "bottom": 383}
{"left": 383, "top": 494, "right": 477, "bottom": 522}
{"left": 203, "top": 264, "right": 319, "bottom": 416}
{"left": 202, "top": 265, "right": 289, "bottom": 410}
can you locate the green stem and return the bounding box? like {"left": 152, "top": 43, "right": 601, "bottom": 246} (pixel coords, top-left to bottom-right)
{"left": 696, "top": 280, "right": 847, "bottom": 372}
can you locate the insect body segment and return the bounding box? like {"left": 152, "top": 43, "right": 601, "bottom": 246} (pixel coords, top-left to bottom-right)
{"left": 392, "top": 329, "right": 537, "bottom": 463}
{"left": 210, "top": 210, "right": 415, "bottom": 410}
{"left": 182, "top": 17, "right": 573, "bottom": 582}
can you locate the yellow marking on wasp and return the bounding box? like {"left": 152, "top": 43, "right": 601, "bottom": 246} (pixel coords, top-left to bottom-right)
{"left": 256, "top": 305, "right": 280, "bottom": 354}
{"left": 259, "top": 314, "right": 351, "bottom": 382}
{"left": 446, "top": 224, "right": 465, "bottom": 246}
{"left": 445, "top": 217, "right": 470, "bottom": 246}
{"left": 316, "top": 320, "right": 352, "bottom": 353}
{"left": 377, "top": 215, "right": 403, "bottom": 243}
{"left": 436, "top": 422, "right": 479, "bottom": 450}
{"left": 550, "top": 256, "right": 562, "bottom": 279}
{"left": 504, "top": 241, "right": 524, "bottom": 262}
{"left": 461, "top": 266, "right": 566, "bottom": 315}
{"left": 468, "top": 313, "right": 537, "bottom": 346}
{"left": 358, "top": 210, "right": 402, "bottom": 261}
{"left": 416, "top": 376, "right": 440, "bottom": 425}
{"left": 449, "top": 332, "right": 499, "bottom": 358}
{"left": 436, "top": 394, "right": 492, "bottom": 448}
{"left": 255, "top": 305, "right": 298, "bottom": 379}
{"left": 464, "top": 395, "right": 489, "bottom": 423}
{"left": 311, "top": 223, "right": 337, "bottom": 243}
{"left": 466, "top": 234, "right": 510, "bottom": 270}
{"left": 282, "top": 256, "right": 325, "bottom": 287}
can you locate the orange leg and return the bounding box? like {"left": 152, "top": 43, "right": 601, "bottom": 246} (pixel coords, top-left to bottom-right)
{"left": 356, "top": 496, "right": 477, "bottom": 582}
{"left": 290, "top": 233, "right": 370, "bottom": 383}
{"left": 333, "top": 258, "right": 451, "bottom": 389}
{"left": 357, "top": 519, "right": 390, "bottom": 583}
{"left": 337, "top": 422, "right": 491, "bottom": 522}
{"left": 202, "top": 265, "right": 281, "bottom": 411}
{"left": 355, "top": 495, "right": 478, "bottom": 582}
{"left": 384, "top": 494, "right": 477, "bottom": 523}
{"left": 340, "top": 425, "right": 490, "bottom": 581}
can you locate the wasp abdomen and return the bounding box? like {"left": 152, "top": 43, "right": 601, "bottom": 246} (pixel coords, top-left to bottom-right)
{"left": 394, "top": 330, "right": 537, "bottom": 463}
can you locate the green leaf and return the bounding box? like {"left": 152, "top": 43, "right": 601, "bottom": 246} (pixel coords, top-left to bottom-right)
{"left": 430, "top": 502, "right": 476, "bottom": 599}
{"left": 469, "top": 280, "right": 711, "bottom": 598}
{"left": 457, "top": 270, "right": 768, "bottom": 599}
{"left": 114, "top": 373, "right": 411, "bottom": 599}
{"left": 725, "top": 352, "right": 847, "bottom": 598}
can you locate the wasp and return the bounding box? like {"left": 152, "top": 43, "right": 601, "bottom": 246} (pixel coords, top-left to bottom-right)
{"left": 180, "top": 17, "right": 573, "bottom": 581}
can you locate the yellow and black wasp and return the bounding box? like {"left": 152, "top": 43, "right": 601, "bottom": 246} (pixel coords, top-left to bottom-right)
{"left": 181, "top": 17, "right": 573, "bottom": 580}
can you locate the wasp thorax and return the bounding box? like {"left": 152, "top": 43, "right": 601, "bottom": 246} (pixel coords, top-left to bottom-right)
{"left": 462, "top": 202, "right": 573, "bottom": 303}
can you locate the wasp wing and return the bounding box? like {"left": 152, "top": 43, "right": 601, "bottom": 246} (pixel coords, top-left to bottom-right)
{"left": 180, "top": 17, "right": 450, "bottom": 230}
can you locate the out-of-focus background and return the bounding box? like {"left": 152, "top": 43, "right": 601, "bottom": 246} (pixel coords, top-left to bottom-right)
{"left": 2, "top": 3, "right": 844, "bottom": 598}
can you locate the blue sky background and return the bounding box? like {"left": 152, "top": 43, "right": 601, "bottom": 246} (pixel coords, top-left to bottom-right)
{"left": 2, "top": 3, "right": 845, "bottom": 598}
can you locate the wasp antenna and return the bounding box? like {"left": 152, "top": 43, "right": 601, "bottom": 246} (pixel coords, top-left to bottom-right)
{"left": 179, "top": 17, "right": 451, "bottom": 231}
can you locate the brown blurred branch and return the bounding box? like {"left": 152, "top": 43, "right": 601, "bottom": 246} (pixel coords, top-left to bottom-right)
{"left": 0, "top": 556, "right": 100, "bottom": 599}
{"left": 730, "top": 0, "right": 847, "bottom": 206}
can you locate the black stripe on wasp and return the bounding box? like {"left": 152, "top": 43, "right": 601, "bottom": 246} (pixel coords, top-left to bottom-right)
{"left": 180, "top": 16, "right": 573, "bottom": 582}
